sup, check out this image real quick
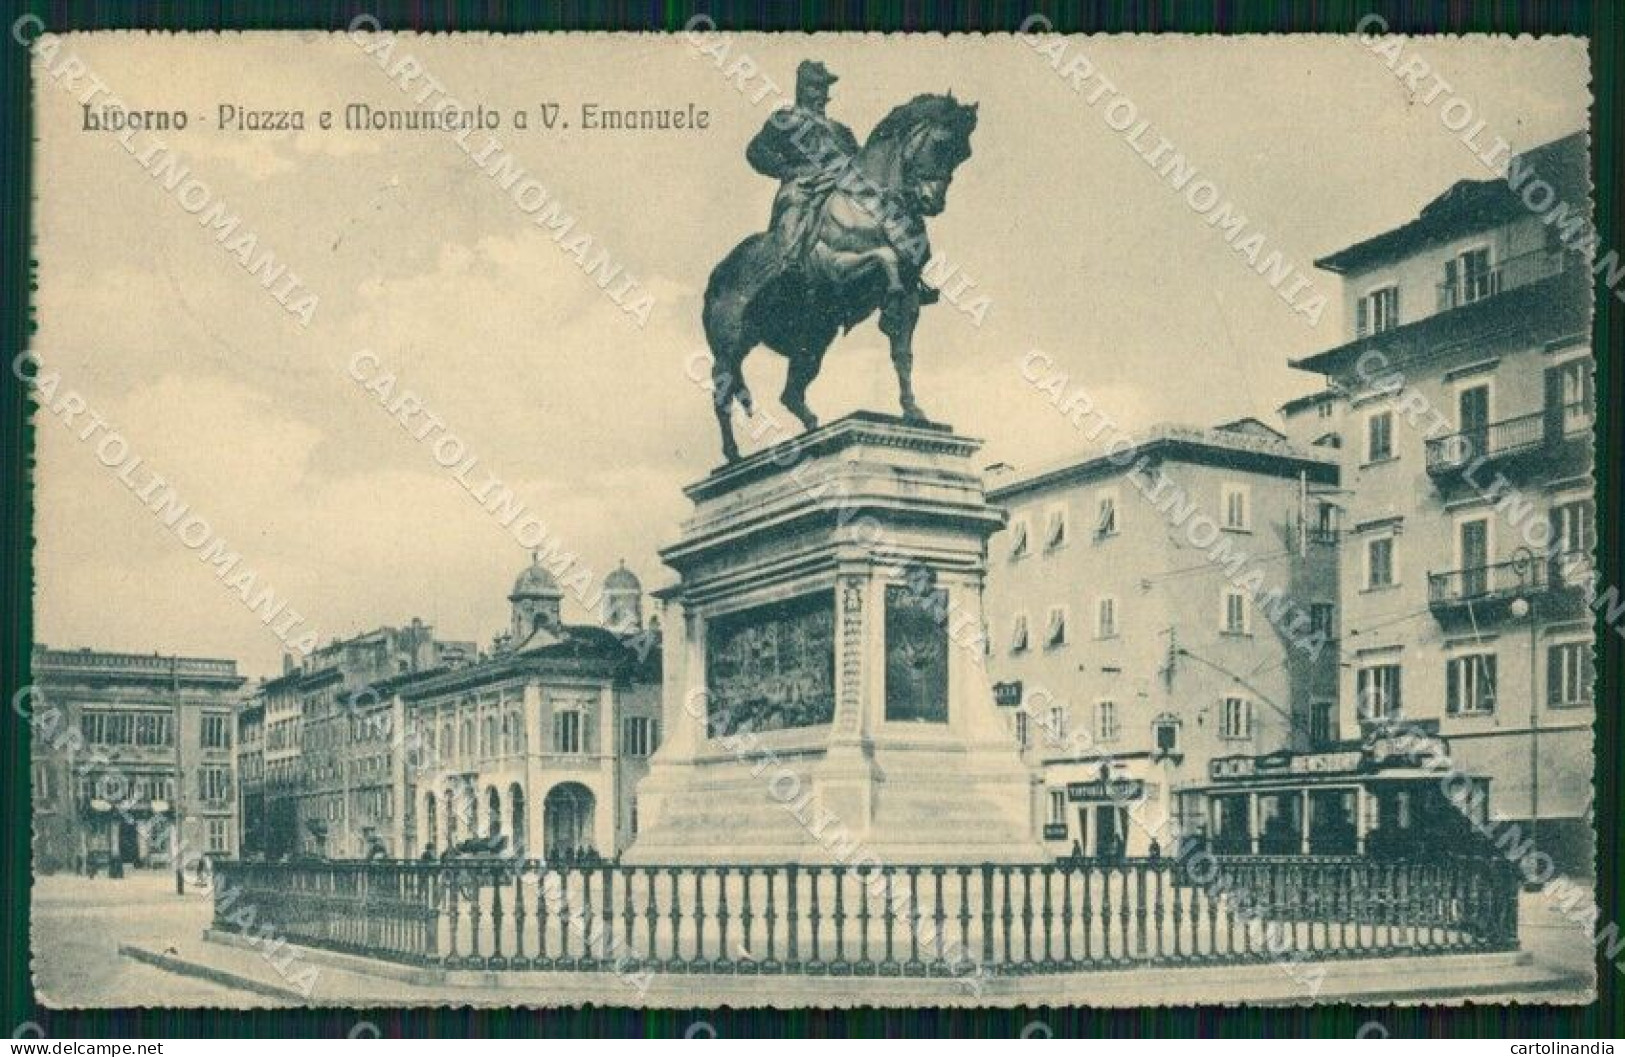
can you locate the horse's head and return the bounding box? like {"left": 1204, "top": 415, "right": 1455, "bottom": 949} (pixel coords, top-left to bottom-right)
{"left": 866, "top": 93, "right": 979, "bottom": 216}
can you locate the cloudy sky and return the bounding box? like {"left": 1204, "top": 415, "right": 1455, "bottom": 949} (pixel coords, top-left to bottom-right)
{"left": 32, "top": 33, "right": 1589, "bottom": 677}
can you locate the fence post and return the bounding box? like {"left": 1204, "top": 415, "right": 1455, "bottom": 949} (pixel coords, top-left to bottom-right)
{"left": 980, "top": 863, "right": 995, "bottom": 967}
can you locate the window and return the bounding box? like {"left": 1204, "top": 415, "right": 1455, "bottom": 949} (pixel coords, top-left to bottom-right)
{"left": 207, "top": 818, "right": 230, "bottom": 854}
{"left": 201, "top": 713, "right": 231, "bottom": 750}
{"left": 1309, "top": 603, "right": 1335, "bottom": 638}
{"left": 1221, "top": 483, "right": 1251, "bottom": 530}
{"left": 1356, "top": 663, "right": 1402, "bottom": 721}
{"left": 1045, "top": 605, "right": 1068, "bottom": 648}
{"left": 1554, "top": 358, "right": 1594, "bottom": 433}
{"left": 553, "top": 710, "right": 583, "bottom": 755}
{"left": 1310, "top": 701, "right": 1337, "bottom": 747}
{"left": 31, "top": 762, "right": 52, "bottom": 804}
{"left": 1013, "top": 711, "right": 1029, "bottom": 749}
{"left": 1221, "top": 590, "right": 1250, "bottom": 635}
{"left": 1010, "top": 613, "right": 1030, "bottom": 654}
{"left": 1548, "top": 642, "right": 1593, "bottom": 707}
{"left": 1094, "top": 491, "right": 1119, "bottom": 538}
{"left": 1357, "top": 285, "right": 1400, "bottom": 336}
{"left": 1450, "top": 245, "right": 1496, "bottom": 305}
{"left": 1446, "top": 653, "right": 1498, "bottom": 715}
{"left": 1365, "top": 409, "right": 1394, "bottom": 463}
{"left": 1220, "top": 696, "right": 1251, "bottom": 740}
{"left": 1365, "top": 536, "right": 1395, "bottom": 589}
{"left": 1095, "top": 596, "right": 1118, "bottom": 639}
{"left": 1153, "top": 718, "right": 1180, "bottom": 754}
{"left": 80, "top": 711, "right": 174, "bottom": 748}
{"left": 1552, "top": 500, "right": 1595, "bottom": 584}
{"left": 198, "top": 766, "right": 231, "bottom": 805}
{"left": 629, "top": 797, "right": 639, "bottom": 836}
{"left": 1312, "top": 501, "right": 1340, "bottom": 541}
{"left": 1048, "top": 789, "right": 1067, "bottom": 826}
{"left": 623, "top": 716, "right": 657, "bottom": 757}
{"left": 1046, "top": 705, "right": 1067, "bottom": 744}
{"left": 1044, "top": 504, "right": 1068, "bottom": 550}
{"left": 1008, "top": 516, "right": 1031, "bottom": 560}
{"left": 1095, "top": 700, "right": 1120, "bottom": 742}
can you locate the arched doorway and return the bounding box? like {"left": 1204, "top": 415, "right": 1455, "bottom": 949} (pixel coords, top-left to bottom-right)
{"left": 509, "top": 782, "right": 527, "bottom": 858}
{"left": 542, "top": 782, "right": 596, "bottom": 861}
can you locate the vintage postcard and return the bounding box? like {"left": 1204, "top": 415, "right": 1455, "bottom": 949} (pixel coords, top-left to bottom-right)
{"left": 23, "top": 28, "right": 1600, "bottom": 1010}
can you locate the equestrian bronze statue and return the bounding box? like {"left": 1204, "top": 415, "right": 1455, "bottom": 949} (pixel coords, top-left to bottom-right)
{"left": 701, "top": 61, "right": 979, "bottom": 461}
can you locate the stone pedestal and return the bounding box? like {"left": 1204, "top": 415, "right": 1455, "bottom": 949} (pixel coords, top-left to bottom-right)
{"left": 623, "top": 413, "right": 1043, "bottom": 865}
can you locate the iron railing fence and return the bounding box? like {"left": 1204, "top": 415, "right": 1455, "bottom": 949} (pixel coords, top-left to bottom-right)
{"left": 213, "top": 855, "right": 1519, "bottom": 977}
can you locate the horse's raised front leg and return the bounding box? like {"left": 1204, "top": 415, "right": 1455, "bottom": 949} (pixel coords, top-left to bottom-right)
{"left": 811, "top": 244, "right": 904, "bottom": 294}
{"left": 879, "top": 290, "right": 926, "bottom": 422}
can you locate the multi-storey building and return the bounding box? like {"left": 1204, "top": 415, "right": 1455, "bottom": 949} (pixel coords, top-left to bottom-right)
{"left": 245, "top": 618, "right": 474, "bottom": 860}
{"left": 245, "top": 557, "right": 661, "bottom": 861}
{"left": 30, "top": 647, "right": 246, "bottom": 873}
{"left": 396, "top": 558, "right": 661, "bottom": 861}
{"left": 1291, "top": 130, "right": 1594, "bottom": 871}
{"left": 984, "top": 420, "right": 1340, "bottom": 857}
{"left": 1278, "top": 388, "right": 1345, "bottom": 454}
{"left": 235, "top": 695, "right": 265, "bottom": 861}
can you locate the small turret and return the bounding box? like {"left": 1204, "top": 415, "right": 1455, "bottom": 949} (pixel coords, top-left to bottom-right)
{"left": 601, "top": 560, "right": 643, "bottom": 633}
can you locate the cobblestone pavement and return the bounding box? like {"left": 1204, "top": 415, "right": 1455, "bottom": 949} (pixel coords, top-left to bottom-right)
{"left": 32, "top": 870, "right": 255, "bottom": 1008}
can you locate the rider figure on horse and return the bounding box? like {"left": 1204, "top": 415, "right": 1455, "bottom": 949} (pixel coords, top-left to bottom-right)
{"left": 745, "top": 60, "right": 860, "bottom": 274}
{"left": 746, "top": 60, "right": 938, "bottom": 304}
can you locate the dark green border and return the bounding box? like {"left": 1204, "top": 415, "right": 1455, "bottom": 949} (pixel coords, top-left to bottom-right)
{"left": 1, "top": 0, "right": 1618, "bottom": 1039}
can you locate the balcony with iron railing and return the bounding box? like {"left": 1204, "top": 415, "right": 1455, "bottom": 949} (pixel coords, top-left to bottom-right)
{"left": 1425, "top": 403, "right": 1593, "bottom": 478}
{"left": 1427, "top": 553, "right": 1592, "bottom": 623}
{"left": 1435, "top": 248, "right": 1566, "bottom": 313}
{"left": 1428, "top": 555, "right": 1545, "bottom": 611}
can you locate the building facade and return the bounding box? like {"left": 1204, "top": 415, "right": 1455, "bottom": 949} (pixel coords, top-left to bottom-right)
{"left": 239, "top": 618, "right": 475, "bottom": 860}
{"left": 240, "top": 558, "right": 662, "bottom": 862}
{"left": 30, "top": 647, "right": 246, "bottom": 873}
{"left": 397, "top": 558, "right": 661, "bottom": 862}
{"left": 1291, "top": 131, "right": 1594, "bottom": 871}
{"left": 235, "top": 696, "right": 265, "bottom": 865}
{"left": 984, "top": 421, "right": 1340, "bottom": 858}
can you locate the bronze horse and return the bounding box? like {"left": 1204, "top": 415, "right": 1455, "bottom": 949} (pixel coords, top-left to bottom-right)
{"left": 701, "top": 94, "right": 979, "bottom": 461}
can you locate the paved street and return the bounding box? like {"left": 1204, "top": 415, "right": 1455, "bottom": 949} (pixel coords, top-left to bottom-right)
{"left": 1520, "top": 880, "right": 1604, "bottom": 992}
{"left": 32, "top": 870, "right": 255, "bottom": 1007}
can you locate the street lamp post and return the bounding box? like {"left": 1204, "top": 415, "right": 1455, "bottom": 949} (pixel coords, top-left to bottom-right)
{"left": 1509, "top": 593, "right": 1540, "bottom": 884}
{"left": 171, "top": 655, "right": 185, "bottom": 896}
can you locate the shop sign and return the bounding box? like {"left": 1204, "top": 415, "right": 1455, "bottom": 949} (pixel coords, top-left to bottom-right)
{"left": 1066, "top": 779, "right": 1146, "bottom": 802}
